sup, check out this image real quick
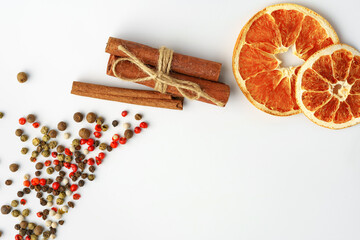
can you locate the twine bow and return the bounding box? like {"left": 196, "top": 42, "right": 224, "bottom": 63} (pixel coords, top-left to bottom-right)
{"left": 111, "top": 45, "right": 224, "bottom": 107}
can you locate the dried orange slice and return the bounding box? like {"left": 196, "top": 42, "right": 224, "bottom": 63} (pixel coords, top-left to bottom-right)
{"left": 232, "top": 4, "right": 339, "bottom": 116}
{"left": 296, "top": 44, "right": 360, "bottom": 129}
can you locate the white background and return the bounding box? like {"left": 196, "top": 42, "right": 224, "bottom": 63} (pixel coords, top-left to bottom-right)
{"left": 0, "top": 0, "right": 360, "bottom": 239}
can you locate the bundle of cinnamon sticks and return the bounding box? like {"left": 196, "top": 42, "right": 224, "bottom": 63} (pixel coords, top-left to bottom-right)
{"left": 71, "top": 37, "right": 230, "bottom": 110}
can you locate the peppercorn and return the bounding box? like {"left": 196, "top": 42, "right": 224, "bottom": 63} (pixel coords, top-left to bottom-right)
{"left": 35, "top": 171, "right": 41, "bottom": 176}
{"left": 72, "top": 139, "right": 80, "bottom": 147}
{"left": 41, "top": 150, "right": 50, "bottom": 157}
{"left": 96, "top": 117, "right": 104, "bottom": 125}
{"left": 101, "top": 124, "right": 109, "bottom": 132}
{"left": 68, "top": 201, "right": 75, "bottom": 208}
{"left": 48, "top": 129, "right": 57, "bottom": 138}
{"left": 35, "top": 162, "right": 43, "bottom": 170}
{"left": 78, "top": 129, "right": 90, "bottom": 141}
{"left": 42, "top": 134, "right": 50, "bottom": 142}
{"left": 88, "top": 174, "right": 95, "bottom": 181}
{"left": 15, "top": 129, "right": 23, "bottom": 136}
{"left": 86, "top": 112, "right": 97, "bottom": 123}
{"left": 106, "top": 146, "right": 113, "bottom": 152}
{"left": 63, "top": 133, "right": 70, "bottom": 140}
{"left": 112, "top": 120, "right": 119, "bottom": 127}
{"left": 33, "top": 226, "right": 43, "bottom": 236}
{"left": 46, "top": 167, "right": 54, "bottom": 175}
{"left": 23, "top": 188, "right": 31, "bottom": 194}
{"left": 49, "top": 141, "right": 58, "bottom": 149}
{"left": 5, "top": 179, "right": 12, "bottom": 185}
{"left": 78, "top": 180, "right": 85, "bottom": 187}
{"left": 124, "top": 129, "right": 134, "bottom": 139}
{"left": 40, "top": 126, "right": 48, "bottom": 135}
{"left": 9, "top": 163, "right": 19, "bottom": 172}
{"left": 19, "top": 229, "right": 27, "bottom": 236}
{"left": 22, "top": 209, "right": 30, "bottom": 217}
{"left": 17, "top": 72, "right": 28, "bottom": 83}
{"left": 123, "top": 122, "right": 131, "bottom": 129}
{"left": 54, "top": 165, "right": 61, "bottom": 172}
{"left": 72, "top": 112, "right": 83, "bottom": 123}
{"left": 40, "top": 198, "right": 47, "bottom": 206}
{"left": 25, "top": 114, "right": 35, "bottom": 124}
{"left": 99, "top": 143, "right": 107, "bottom": 150}
{"left": 36, "top": 192, "right": 42, "bottom": 198}
{"left": 135, "top": 113, "right": 142, "bottom": 120}
{"left": 31, "top": 151, "right": 39, "bottom": 158}
{"left": 11, "top": 209, "right": 20, "bottom": 217}
{"left": 1, "top": 205, "right": 11, "bottom": 215}
{"left": 20, "top": 135, "right": 28, "bottom": 142}
{"left": 32, "top": 138, "right": 40, "bottom": 146}
{"left": 20, "top": 221, "right": 28, "bottom": 229}
{"left": 57, "top": 121, "right": 67, "bottom": 131}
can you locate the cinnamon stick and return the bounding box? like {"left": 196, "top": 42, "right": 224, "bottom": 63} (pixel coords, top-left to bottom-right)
{"left": 71, "top": 81, "right": 183, "bottom": 110}
{"left": 106, "top": 55, "right": 230, "bottom": 107}
{"left": 106, "top": 37, "right": 222, "bottom": 82}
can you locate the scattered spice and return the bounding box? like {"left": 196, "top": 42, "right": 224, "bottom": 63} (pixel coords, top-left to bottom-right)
{"left": 17, "top": 72, "right": 28, "bottom": 83}
{"left": 1, "top": 205, "right": 11, "bottom": 215}
{"left": 48, "top": 129, "right": 58, "bottom": 138}
{"left": 123, "top": 123, "right": 130, "bottom": 129}
{"left": 21, "top": 147, "right": 28, "bottom": 154}
{"left": 57, "top": 122, "right": 67, "bottom": 131}
{"left": 124, "top": 129, "right": 133, "bottom": 139}
{"left": 34, "top": 225, "right": 44, "bottom": 236}
{"left": 135, "top": 113, "right": 142, "bottom": 120}
{"left": 73, "top": 112, "right": 83, "bottom": 122}
{"left": 64, "top": 133, "right": 71, "bottom": 139}
{"left": 26, "top": 114, "right": 36, "bottom": 123}
{"left": 20, "top": 134, "right": 28, "bottom": 142}
{"left": 86, "top": 112, "right": 97, "bottom": 123}
{"left": 15, "top": 129, "right": 23, "bottom": 137}
{"left": 0, "top": 112, "right": 4, "bottom": 119}
{"left": 79, "top": 128, "right": 91, "bottom": 139}
{"left": 9, "top": 163, "right": 19, "bottom": 172}
{"left": 101, "top": 124, "right": 109, "bottom": 131}
{"left": 112, "top": 120, "right": 119, "bottom": 127}
{"left": 96, "top": 117, "right": 104, "bottom": 125}
{"left": 5, "top": 179, "right": 13, "bottom": 186}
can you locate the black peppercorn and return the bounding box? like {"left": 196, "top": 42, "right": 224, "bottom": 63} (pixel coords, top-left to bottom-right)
{"left": 89, "top": 166, "right": 96, "bottom": 173}
{"left": 35, "top": 171, "right": 41, "bottom": 176}
{"left": 78, "top": 180, "right": 85, "bottom": 187}
{"left": 17, "top": 191, "right": 24, "bottom": 197}
{"left": 5, "top": 179, "right": 13, "bottom": 185}
{"left": 14, "top": 224, "right": 21, "bottom": 230}
{"left": 23, "top": 188, "right": 31, "bottom": 194}
{"left": 36, "top": 192, "right": 43, "bottom": 198}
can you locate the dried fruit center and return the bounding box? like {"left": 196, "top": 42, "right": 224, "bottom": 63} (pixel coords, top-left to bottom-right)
{"left": 276, "top": 46, "right": 304, "bottom": 69}
{"left": 332, "top": 82, "right": 351, "bottom": 101}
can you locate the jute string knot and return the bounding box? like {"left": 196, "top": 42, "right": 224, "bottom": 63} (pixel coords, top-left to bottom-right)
{"left": 112, "top": 45, "right": 224, "bottom": 106}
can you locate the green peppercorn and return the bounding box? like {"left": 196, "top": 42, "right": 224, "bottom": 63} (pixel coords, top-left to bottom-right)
{"left": 21, "top": 147, "right": 29, "bottom": 155}
{"left": 99, "top": 143, "right": 107, "bottom": 150}
{"left": 11, "top": 200, "right": 19, "bottom": 207}
{"left": 40, "top": 126, "right": 49, "bottom": 135}
{"left": 72, "top": 139, "right": 80, "bottom": 147}
{"left": 31, "top": 151, "right": 39, "bottom": 158}
{"left": 101, "top": 124, "right": 109, "bottom": 132}
{"left": 42, "top": 134, "right": 50, "bottom": 142}
{"left": 22, "top": 208, "right": 30, "bottom": 217}
{"left": 31, "top": 235, "right": 38, "bottom": 240}
{"left": 28, "top": 223, "right": 36, "bottom": 230}
{"left": 11, "top": 209, "right": 20, "bottom": 217}
{"left": 88, "top": 174, "right": 95, "bottom": 181}
{"left": 56, "top": 198, "right": 64, "bottom": 205}
{"left": 96, "top": 117, "right": 104, "bottom": 125}
{"left": 46, "top": 167, "right": 54, "bottom": 175}
{"left": 41, "top": 150, "right": 50, "bottom": 157}
{"left": 32, "top": 138, "right": 40, "bottom": 146}
{"left": 49, "top": 141, "right": 58, "bottom": 149}
{"left": 42, "top": 144, "right": 49, "bottom": 151}
{"left": 65, "top": 156, "right": 72, "bottom": 162}
{"left": 58, "top": 154, "right": 65, "bottom": 161}
{"left": 58, "top": 192, "right": 66, "bottom": 199}
{"left": 20, "top": 135, "right": 28, "bottom": 142}
{"left": 46, "top": 195, "right": 54, "bottom": 202}
{"left": 43, "top": 231, "right": 51, "bottom": 238}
